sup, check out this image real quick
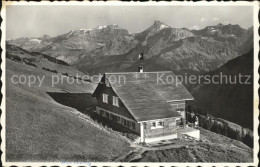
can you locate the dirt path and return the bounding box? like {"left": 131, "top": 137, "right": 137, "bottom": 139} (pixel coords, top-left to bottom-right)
{"left": 114, "top": 140, "right": 198, "bottom": 162}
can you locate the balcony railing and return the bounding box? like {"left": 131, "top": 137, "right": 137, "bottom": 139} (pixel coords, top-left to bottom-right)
{"left": 178, "top": 122, "right": 195, "bottom": 129}
{"left": 144, "top": 122, "right": 198, "bottom": 138}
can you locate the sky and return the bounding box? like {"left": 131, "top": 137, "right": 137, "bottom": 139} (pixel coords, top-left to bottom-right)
{"left": 6, "top": 5, "right": 254, "bottom": 39}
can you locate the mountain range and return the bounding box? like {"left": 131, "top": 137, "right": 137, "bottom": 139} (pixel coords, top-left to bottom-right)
{"left": 7, "top": 20, "right": 253, "bottom": 75}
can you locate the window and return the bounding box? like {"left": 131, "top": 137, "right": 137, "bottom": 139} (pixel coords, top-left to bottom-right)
{"left": 171, "top": 104, "right": 178, "bottom": 109}
{"left": 144, "top": 123, "right": 147, "bottom": 130}
{"left": 132, "top": 122, "right": 136, "bottom": 130}
{"left": 170, "top": 103, "right": 185, "bottom": 109}
{"left": 113, "top": 96, "right": 119, "bottom": 107}
{"left": 112, "top": 115, "right": 116, "bottom": 122}
{"left": 151, "top": 121, "right": 164, "bottom": 129}
{"left": 178, "top": 103, "right": 185, "bottom": 108}
{"left": 100, "top": 110, "right": 105, "bottom": 116}
{"left": 127, "top": 120, "right": 130, "bottom": 127}
{"left": 124, "top": 119, "right": 127, "bottom": 126}
{"left": 105, "top": 112, "right": 109, "bottom": 118}
{"left": 103, "top": 94, "right": 108, "bottom": 103}
{"left": 112, "top": 115, "right": 119, "bottom": 122}
{"left": 158, "top": 121, "right": 164, "bottom": 127}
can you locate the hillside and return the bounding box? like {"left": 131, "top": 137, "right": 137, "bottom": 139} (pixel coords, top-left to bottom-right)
{"left": 6, "top": 44, "right": 88, "bottom": 78}
{"left": 7, "top": 21, "right": 253, "bottom": 75}
{"left": 6, "top": 59, "right": 134, "bottom": 161}
{"left": 189, "top": 49, "right": 253, "bottom": 130}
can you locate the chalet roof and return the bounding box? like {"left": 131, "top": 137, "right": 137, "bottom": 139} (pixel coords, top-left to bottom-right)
{"left": 97, "top": 71, "right": 194, "bottom": 122}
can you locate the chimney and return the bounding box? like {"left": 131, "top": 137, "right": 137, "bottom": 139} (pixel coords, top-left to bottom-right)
{"left": 138, "top": 53, "right": 144, "bottom": 73}
{"left": 138, "top": 66, "right": 143, "bottom": 73}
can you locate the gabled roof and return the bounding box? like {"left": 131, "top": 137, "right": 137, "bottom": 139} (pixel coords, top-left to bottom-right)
{"left": 95, "top": 71, "right": 194, "bottom": 122}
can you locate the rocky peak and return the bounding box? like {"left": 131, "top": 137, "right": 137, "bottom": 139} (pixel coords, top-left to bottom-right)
{"left": 107, "top": 24, "right": 120, "bottom": 29}
{"left": 216, "top": 23, "right": 223, "bottom": 27}
{"left": 41, "top": 34, "right": 50, "bottom": 40}
{"left": 153, "top": 20, "right": 165, "bottom": 25}
{"left": 152, "top": 20, "right": 170, "bottom": 30}
{"left": 95, "top": 24, "right": 121, "bottom": 30}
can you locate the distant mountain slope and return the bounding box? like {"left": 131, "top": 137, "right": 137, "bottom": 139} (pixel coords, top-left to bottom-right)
{"left": 6, "top": 44, "right": 87, "bottom": 78}
{"left": 189, "top": 49, "right": 253, "bottom": 130}
{"left": 131, "top": 21, "right": 252, "bottom": 73}
{"left": 192, "top": 24, "right": 253, "bottom": 54}
{"left": 8, "top": 25, "right": 138, "bottom": 64}
{"left": 75, "top": 21, "right": 253, "bottom": 75}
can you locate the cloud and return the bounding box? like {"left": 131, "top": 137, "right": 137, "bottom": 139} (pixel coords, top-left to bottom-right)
{"left": 212, "top": 17, "right": 220, "bottom": 22}
{"left": 200, "top": 17, "right": 208, "bottom": 22}
{"left": 190, "top": 25, "right": 200, "bottom": 30}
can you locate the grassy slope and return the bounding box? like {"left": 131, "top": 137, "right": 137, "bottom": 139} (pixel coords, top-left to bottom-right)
{"left": 6, "top": 44, "right": 87, "bottom": 77}
{"left": 6, "top": 59, "right": 131, "bottom": 162}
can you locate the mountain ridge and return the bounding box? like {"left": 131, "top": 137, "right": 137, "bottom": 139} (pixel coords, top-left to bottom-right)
{"left": 189, "top": 49, "right": 253, "bottom": 130}
{"left": 7, "top": 21, "right": 253, "bottom": 75}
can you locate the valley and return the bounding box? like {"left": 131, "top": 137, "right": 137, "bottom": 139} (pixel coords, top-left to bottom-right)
{"left": 188, "top": 49, "right": 253, "bottom": 130}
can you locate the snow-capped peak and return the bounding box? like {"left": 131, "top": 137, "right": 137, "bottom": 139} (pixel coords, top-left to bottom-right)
{"left": 78, "top": 28, "right": 92, "bottom": 31}
{"left": 29, "top": 39, "right": 41, "bottom": 44}
{"left": 152, "top": 20, "right": 170, "bottom": 30}
{"left": 73, "top": 28, "right": 92, "bottom": 32}
{"left": 97, "top": 25, "right": 107, "bottom": 29}
{"left": 96, "top": 24, "right": 122, "bottom": 30}
{"left": 159, "top": 24, "right": 170, "bottom": 30}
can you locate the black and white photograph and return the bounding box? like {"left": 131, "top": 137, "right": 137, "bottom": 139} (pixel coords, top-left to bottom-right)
{"left": 1, "top": 1, "right": 259, "bottom": 166}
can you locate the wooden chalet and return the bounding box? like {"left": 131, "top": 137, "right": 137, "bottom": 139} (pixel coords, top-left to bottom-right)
{"left": 92, "top": 54, "right": 199, "bottom": 143}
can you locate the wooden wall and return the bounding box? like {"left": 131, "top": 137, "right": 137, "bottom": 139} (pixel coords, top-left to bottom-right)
{"left": 93, "top": 80, "right": 136, "bottom": 121}
{"left": 143, "top": 117, "right": 181, "bottom": 138}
